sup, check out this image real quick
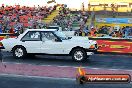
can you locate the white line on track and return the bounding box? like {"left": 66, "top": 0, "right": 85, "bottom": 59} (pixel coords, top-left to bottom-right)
{"left": 0, "top": 74, "right": 75, "bottom": 81}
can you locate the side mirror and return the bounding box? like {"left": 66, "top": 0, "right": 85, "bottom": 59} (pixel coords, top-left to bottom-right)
{"left": 68, "top": 37, "right": 72, "bottom": 39}
{"left": 54, "top": 38, "right": 59, "bottom": 42}
{"left": 54, "top": 38, "right": 62, "bottom": 42}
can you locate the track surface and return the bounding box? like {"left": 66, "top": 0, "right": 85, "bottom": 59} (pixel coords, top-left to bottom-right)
{"left": 0, "top": 75, "right": 132, "bottom": 88}
{"left": 2, "top": 52, "right": 132, "bottom": 70}
{"left": 0, "top": 52, "right": 132, "bottom": 88}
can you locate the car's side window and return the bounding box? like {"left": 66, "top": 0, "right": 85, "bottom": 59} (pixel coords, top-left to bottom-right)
{"left": 21, "top": 31, "right": 41, "bottom": 41}
{"left": 41, "top": 32, "right": 56, "bottom": 41}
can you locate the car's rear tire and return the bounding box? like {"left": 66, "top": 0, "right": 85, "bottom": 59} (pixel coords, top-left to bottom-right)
{"left": 12, "top": 46, "right": 27, "bottom": 59}
{"left": 71, "top": 48, "right": 87, "bottom": 62}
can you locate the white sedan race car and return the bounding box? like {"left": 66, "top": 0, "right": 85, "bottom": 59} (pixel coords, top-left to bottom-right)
{"left": 0, "top": 29, "right": 98, "bottom": 62}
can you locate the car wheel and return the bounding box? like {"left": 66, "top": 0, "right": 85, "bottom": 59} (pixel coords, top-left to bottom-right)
{"left": 72, "top": 48, "right": 87, "bottom": 62}
{"left": 13, "top": 46, "right": 27, "bottom": 59}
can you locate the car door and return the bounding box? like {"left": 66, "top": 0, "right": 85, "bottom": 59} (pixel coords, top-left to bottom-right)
{"left": 21, "top": 31, "right": 41, "bottom": 53}
{"left": 40, "top": 31, "right": 65, "bottom": 54}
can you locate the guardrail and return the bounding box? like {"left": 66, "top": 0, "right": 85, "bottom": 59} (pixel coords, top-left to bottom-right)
{"left": 0, "top": 33, "right": 18, "bottom": 41}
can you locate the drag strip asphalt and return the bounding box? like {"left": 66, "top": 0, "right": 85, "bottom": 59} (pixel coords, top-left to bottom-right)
{"left": 1, "top": 51, "right": 132, "bottom": 70}
{"left": 0, "top": 74, "right": 132, "bottom": 88}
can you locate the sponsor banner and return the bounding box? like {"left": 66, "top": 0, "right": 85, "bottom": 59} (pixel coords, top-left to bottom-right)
{"left": 0, "top": 33, "right": 17, "bottom": 41}
{"left": 76, "top": 67, "right": 131, "bottom": 84}
{"left": 89, "top": 38, "right": 132, "bottom": 54}
{"left": 106, "top": 18, "right": 128, "bottom": 23}
{"left": 96, "top": 18, "right": 132, "bottom": 24}
{"left": 0, "top": 36, "right": 15, "bottom": 41}
{"left": 96, "top": 18, "right": 106, "bottom": 23}
{"left": 128, "top": 19, "right": 132, "bottom": 24}
{"left": 81, "top": 74, "right": 131, "bottom": 83}
{"left": 0, "top": 36, "right": 4, "bottom": 41}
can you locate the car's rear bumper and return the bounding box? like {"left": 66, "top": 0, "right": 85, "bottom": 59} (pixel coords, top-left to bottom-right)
{"left": 0, "top": 46, "right": 5, "bottom": 49}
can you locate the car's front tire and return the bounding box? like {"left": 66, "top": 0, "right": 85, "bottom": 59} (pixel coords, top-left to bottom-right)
{"left": 12, "top": 46, "right": 27, "bottom": 59}
{"left": 71, "top": 48, "right": 87, "bottom": 62}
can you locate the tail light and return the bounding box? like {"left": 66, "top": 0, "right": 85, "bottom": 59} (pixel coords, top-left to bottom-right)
{"left": 0, "top": 42, "right": 3, "bottom": 46}
{"left": 0, "top": 42, "right": 4, "bottom": 49}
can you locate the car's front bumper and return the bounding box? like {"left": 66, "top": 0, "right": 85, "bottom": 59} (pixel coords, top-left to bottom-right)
{"left": 86, "top": 48, "right": 98, "bottom": 52}
{"left": 85, "top": 44, "right": 98, "bottom": 55}
{"left": 86, "top": 52, "right": 94, "bottom": 55}
{"left": 86, "top": 49, "right": 97, "bottom": 56}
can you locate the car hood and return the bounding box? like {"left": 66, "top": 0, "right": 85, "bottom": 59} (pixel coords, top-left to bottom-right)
{"left": 69, "top": 36, "right": 88, "bottom": 41}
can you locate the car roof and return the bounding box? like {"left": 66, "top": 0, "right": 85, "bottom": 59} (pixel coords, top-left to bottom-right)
{"left": 26, "top": 29, "right": 57, "bottom": 32}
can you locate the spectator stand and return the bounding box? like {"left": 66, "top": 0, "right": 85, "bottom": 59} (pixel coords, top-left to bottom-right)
{"left": 0, "top": 4, "right": 57, "bottom": 35}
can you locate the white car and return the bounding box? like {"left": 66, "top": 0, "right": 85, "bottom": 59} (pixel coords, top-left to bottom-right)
{"left": 0, "top": 29, "right": 98, "bottom": 62}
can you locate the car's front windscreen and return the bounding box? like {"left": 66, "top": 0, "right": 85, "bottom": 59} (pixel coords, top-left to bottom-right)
{"left": 54, "top": 31, "right": 68, "bottom": 40}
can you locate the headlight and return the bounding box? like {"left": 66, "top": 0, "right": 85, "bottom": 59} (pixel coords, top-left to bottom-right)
{"left": 95, "top": 44, "right": 98, "bottom": 49}
{"left": 90, "top": 45, "right": 95, "bottom": 49}
{"left": 90, "top": 44, "right": 98, "bottom": 49}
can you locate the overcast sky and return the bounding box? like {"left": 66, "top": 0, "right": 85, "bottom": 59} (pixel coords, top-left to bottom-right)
{"left": 0, "top": 0, "right": 89, "bottom": 9}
